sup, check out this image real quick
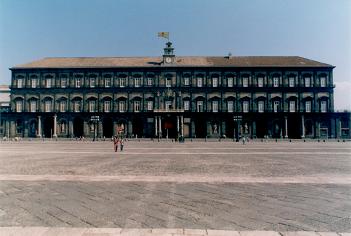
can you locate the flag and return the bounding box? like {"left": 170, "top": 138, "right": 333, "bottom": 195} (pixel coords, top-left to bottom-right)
{"left": 158, "top": 32, "right": 169, "bottom": 39}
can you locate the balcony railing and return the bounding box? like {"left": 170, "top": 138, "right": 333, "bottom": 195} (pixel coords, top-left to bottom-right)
{"left": 153, "top": 109, "right": 185, "bottom": 113}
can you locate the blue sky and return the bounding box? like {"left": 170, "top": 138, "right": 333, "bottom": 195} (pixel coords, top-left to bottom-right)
{"left": 0, "top": 0, "right": 350, "bottom": 109}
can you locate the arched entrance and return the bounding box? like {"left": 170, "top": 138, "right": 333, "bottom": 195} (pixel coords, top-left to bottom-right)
{"left": 132, "top": 117, "right": 144, "bottom": 138}
{"left": 73, "top": 117, "right": 84, "bottom": 138}
{"left": 163, "top": 116, "right": 177, "bottom": 139}
{"left": 195, "top": 117, "right": 206, "bottom": 138}
{"left": 225, "top": 118, "right": 234, "bottom": 138}
{"left": 28, "top": 120, "right": 37, "bottom": 137}
{"left": 288, "top": 115, "right": 300, "bottom": 138}
{"left": 103, "top": 117, "right": 113, "bottom": 138}
{"left": 256, "top": 118, "right": 267, "bottom": 138}
{"left": 43, "top": 117, "right": 54, "bottom": 138}
{"left": 272, "top": 119, "right": 282, "bottom": 138}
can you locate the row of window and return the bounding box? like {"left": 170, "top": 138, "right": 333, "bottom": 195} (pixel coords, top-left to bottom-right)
{"left": 14, "top": 75, "right": 329, "bottom": 89}
{"left": 14, "top": 99, "right": 328, "bottom": 113}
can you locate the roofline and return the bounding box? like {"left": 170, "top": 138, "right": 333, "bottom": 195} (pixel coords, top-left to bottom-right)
{"left": 10, "top": 65, "right": 335, "bottom": 70}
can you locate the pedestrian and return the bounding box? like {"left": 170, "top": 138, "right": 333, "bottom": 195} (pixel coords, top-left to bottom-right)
{"left": 113, "top": 136, "right": 119, "bottom": 152}
{"left": 242, "top": 136, "right": 246, "bottom": 145}
{"left": 120, "top": 138, "right": 125, "bottom": 151}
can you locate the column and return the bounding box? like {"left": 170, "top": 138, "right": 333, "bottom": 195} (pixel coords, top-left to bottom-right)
{"left": 155, "top": 116, "right": 158, "bottom": 137}
{"left": 5, "top": 120, "right": 10, "bottom": 138}
{"left": 128, "top": 120, "right": 133, "bottom": 137}
{"left": 336, "top": 118, "right": 341, "bottom": 138}
{"left": 53, "top": 114, "right": 57, "bottom": 138}
{"left": 177, "top": 116, "right": 180, "bottom": 136}
{"left": 158, "top": 116, "right": 162, "bottom": 137}
{"left": 330, "top": 118, "right": 336, "bottom": 139}
{"left": 284, "top": 116, "right": 288, "bottom": 138}
{"left": 191, "top": 120, "right": 195, "bottom": 138}
{"left": 98, "top": 121, "right": 103, "bottom": 138}
{"left": 69, "top": 119, "right": 73, "bottom": 138}
{"left": 37, "top": 116, "right": 42, "bottom": 138}
{"left": 180, "top": 116, "right": 184, "bottom": 137}
{"left": 301, "top": 115, "right": 305, "bottom": 138}
{"left": 252, "top": 121, "right": 256, "bottom": 138}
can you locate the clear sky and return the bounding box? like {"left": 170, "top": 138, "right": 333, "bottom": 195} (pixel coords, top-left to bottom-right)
{"left": 0, "top": 0, "right": 350, "bottom": 110}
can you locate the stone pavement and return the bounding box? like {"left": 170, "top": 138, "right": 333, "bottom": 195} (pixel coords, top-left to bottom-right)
{"left": 1, "top": 227, "right": 351, "bottom": 236}
{"left": 0, "top": 141, "right": 350, "bottom": 235}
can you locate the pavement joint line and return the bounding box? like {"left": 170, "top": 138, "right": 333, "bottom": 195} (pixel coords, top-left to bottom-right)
{"left": 0, "top": 174, "right": 351, "bottom": 184}
{"left": 0, "top": 227, "right": 348, "bottom": 236}
{"left": 1, "top": 151, "right": 350, "bottom": 155}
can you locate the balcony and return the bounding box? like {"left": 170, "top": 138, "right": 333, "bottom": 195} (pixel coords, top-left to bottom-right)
{"left": 153, "top": 109, "right": 185, "bottom": 113}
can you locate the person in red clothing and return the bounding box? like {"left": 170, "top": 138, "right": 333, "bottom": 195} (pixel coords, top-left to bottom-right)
{"left": 113, "top": 136, "right": 119, "bottom": 152}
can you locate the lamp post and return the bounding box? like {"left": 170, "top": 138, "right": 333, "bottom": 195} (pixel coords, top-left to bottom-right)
{"left": 90, "top": 115, "right": 100, "bottom": 141}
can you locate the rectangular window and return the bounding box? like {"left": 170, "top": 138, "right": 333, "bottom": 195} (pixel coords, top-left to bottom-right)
{"left": 104, "top": 100, "right": 111, "bottom": 112}
{"left": 120, "top": 77, "right": 126, "bottom": 87}
{"left": 30, "top": 100, "right": 36, "bottom": 112}
{"left": 289, "top": 77, "right": 295, "bottom": 87}
{"left": 184, "top": 100, "right": 190, "bottom": 111}
{"left": 147, "top": 101, "right": 153, "bottom": 111}
{"left": 258, "top": 77, "right": 264, "bottom": 87}
{"left": 119, "top": 101, "right": 125, "bottom": 112}
{"left": 31, "top": 79, "right": 37, "bottom": 88}
{"left": 166, "top": 78, "right": 172, "bottom": 87}
{"left": 74, "top": 101, "right": 81, "bottom": 112}
{"left": 90, "top": 77, "right": 95, "bottom": 88}
{"left": 212, "top": 77, "right": 218, "bottom": 87}
{"left": 45, "top": 100, "right": 52, "bottom": 112}
{"left": 197, "top": 100, "right": 203, "bottom": 112}
{"left": 134, "top": 101, "right": 141, "bottom": 112}
{"left": 258, "top": 101, "right": 264, "bottom": 113}
{"left": 105, "top": 78, "right": 111, "bottom": 87}
{"left": 75, "top": 78, "right": 81, "bottom": 88}
{"left": 321, "top": 101, "right": 327, "bottom": 112}
{"left": 61, "top": 78, "right": 66, "bottom": 88}
{"left": 184, "top": 77, "right": 190, "bottom": 86}
{"left": 197, "top": 77, "right": 202, "bottom": 87}
{"left": 16, "top": 101, "right": 22, "bottom": 112}
{"left": 60, "top": 101, "right": 66, "bottom": 112}
{"left": 243, "top": 77, "right": 248, "bottom": 87}
{"left": 305, "top": 101, "right": 311, "bottom": 113}
{"left": 17, "top": 79, "right": 23, "bottom": 88}
{"left": 165, "top": 101, "right": 172, "bottom": 111}
{"left": 46, "top": 78, "right": 52, "bottom": 88}
{"left": 243, "top": 101, "right": 249, "bottom": 113}
{"left": 273, "top": 101, "right": 279, "bottom": 113}
{"left": 289, "top": 101, "right": 296, "bottom": 112}
{"left": 147, "top": 77, "right": 153, "bottom": 86}
{"left": 227, "top": 101, "right": 233, "bottom": 112}
{"left": 305, "top": 77, "right": 311, "bottom": 87}
{"left": 273, "top": 77, "right": 279, "bottom": 87}
{"left": 134, "top": 77, "right": 141, "bottom": 87}
{"left": 89, "top": 100, "right": 96, "bottom": 112}
{"left": 320, "top": 77, "right": 326, "bottom": 87}
{"left": 212, "top": 101, "right": 218, "bottom": 112}
{"left": 227, "top": 77, "right": 233, "bottom": 87}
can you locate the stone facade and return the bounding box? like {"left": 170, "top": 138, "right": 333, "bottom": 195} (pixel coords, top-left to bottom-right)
{"left": 1, "top": 43, "right": 350, "bottom": 139}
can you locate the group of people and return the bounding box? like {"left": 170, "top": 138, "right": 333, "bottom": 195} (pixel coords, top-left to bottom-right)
{"left": 113, "top": 136, "right": 125, "bottom": 152}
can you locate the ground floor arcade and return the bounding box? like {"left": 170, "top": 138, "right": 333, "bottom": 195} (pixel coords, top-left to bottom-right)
{"left": 0, "top": 112, "right": 350, "bottom": 140}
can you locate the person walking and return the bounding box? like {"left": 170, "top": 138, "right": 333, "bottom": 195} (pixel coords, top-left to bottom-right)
{"left": 113, "top": 136, "right": 119, "bottom": 152}
{"left": 120, "top": 138, "right": 125, "bottom": 151}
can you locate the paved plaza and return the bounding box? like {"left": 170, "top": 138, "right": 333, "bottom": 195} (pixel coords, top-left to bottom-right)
{"left": 0, "top": 140, "right": 350, "bottom": 235}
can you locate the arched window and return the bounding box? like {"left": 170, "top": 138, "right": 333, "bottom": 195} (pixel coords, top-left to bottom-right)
{"left": 29, "top": 98, "right": 37, "bottom": 112}
{"left": 30, "top": 75, "right": 38, "bottom": 88}
{"left": 44, "top": 98, "right": 53, "bottom": 112}
{"left": 44, "top": 75, "right": 53, "bottom": 88}
{"left": 15, "top": 98, "right": 23, "bottom": 112}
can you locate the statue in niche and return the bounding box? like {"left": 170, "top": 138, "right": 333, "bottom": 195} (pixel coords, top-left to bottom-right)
{"left": 213, "top": 123, "right": 218, "bottom": 134}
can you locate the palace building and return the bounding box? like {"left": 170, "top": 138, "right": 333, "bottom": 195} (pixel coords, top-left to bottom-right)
{"left": 1, "top": 42, "right": 350, "bottom": 139}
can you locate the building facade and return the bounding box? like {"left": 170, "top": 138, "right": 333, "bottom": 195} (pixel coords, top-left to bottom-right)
{"left": 1, "top": 43, "right": 350, "bottom": 139}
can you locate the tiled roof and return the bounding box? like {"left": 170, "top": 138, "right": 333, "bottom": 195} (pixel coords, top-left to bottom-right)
{"left": 11, "top": 56, "right": 333, "bottom": 69}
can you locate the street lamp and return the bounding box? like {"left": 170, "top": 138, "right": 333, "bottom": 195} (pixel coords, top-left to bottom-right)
{"left": 90, "top": 115, "right": 100, "bottom": 141}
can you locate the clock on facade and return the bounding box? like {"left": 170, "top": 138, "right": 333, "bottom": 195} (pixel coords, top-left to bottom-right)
{"left": 165, "top": 57, "right": 172, "bottom": 63}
